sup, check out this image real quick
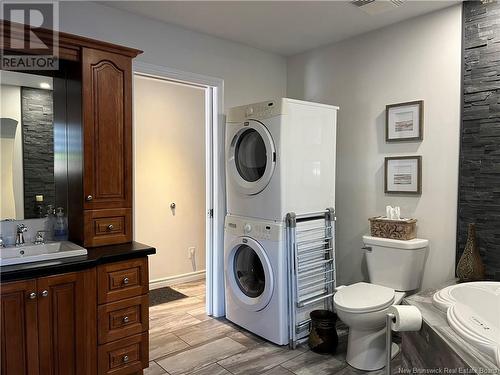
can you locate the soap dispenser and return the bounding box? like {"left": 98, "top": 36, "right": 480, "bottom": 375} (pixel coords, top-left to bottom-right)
{"left": 45, "top": 205, "right": 56, "bottom": 241}
{"left": 54, "top": 207, "right": 68, "bottom": 241}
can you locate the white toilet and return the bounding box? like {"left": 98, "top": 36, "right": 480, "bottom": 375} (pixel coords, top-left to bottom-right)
{"left": 334, "top": 235, "right": 428, "bottom": 371}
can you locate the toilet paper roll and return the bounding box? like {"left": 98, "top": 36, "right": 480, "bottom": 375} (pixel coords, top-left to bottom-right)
{"left": 388, "top": 305, "right": 422, "bottom": 332}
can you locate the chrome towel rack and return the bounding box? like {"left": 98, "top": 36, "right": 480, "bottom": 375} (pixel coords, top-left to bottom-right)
{"left": 286, "top": 208, "right": 337, "bottom": 349}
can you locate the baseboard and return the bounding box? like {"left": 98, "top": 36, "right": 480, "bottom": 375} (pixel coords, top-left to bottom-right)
{"left": 149, "top": 270, "right": 206, "bottom": 290}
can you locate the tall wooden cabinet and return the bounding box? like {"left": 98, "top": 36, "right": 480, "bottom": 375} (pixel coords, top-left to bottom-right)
{"left": 82, "top": 48, "right": 132, "bottom": 210}
{"left": 81, "top": 47, "right": 134, "bottom": 247}
{"left": 1, "top": 269, "right": 96, "bottom": 375}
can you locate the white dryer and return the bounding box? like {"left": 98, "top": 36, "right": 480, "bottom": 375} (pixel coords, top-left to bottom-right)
{"left": 224, "top": 214, "right": 288, "bottom": 345}
{"left": 226, "top": 98, "right": 338, "bottom": 221}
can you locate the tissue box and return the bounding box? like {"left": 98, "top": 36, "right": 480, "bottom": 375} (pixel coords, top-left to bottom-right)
{"left": 369, "top": 217, "right": 417, "bottom": 240}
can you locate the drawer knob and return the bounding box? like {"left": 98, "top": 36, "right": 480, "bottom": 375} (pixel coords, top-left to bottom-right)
{"left": 107, "top": 224, "right": 114, "bottom": 231}
{"left": 122, "top": 316, "right": 129, "bottom": 324}
{"left": 28, "top": 292, "right": 37, "bottom": 300}
{"left": 123, "top": 277, "right": 129, "bottom": 285}
{"left": 122, "top": 355, "right": 129, "bottom": 363}
{"left": 40, "top": 290, "right": 48, "bottom": 297}
{"left": 86, "top": 195, "right": 93, "bottom": 201}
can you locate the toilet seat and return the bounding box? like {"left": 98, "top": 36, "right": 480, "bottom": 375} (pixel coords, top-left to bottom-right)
{"left": 334, "top": 282, "right": 395, "bottom": 313}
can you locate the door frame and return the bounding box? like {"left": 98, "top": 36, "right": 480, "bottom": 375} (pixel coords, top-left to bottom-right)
{"left": 132, "top": 61, "right": 225, "bottom": 317}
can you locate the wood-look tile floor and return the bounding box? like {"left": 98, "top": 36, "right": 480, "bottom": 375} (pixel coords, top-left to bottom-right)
{"left": 146, "top": 280, "right": 402, "bottom": 375}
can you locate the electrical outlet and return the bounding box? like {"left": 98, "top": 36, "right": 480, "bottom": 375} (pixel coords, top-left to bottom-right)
{"left": 188, "top": 247, "right": 195, "bottom": 259}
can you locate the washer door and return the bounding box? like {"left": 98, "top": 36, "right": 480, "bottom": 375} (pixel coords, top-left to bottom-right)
{"left": 227, "top": 120, "right": 276, "bottom": 195}
{"left": 226, "top": 237, "right": 274, "bottom": 312}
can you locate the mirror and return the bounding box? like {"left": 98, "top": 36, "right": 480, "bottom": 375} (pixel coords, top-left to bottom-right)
{"left": 0, "top": 70, "right": 67, "bottom": 220}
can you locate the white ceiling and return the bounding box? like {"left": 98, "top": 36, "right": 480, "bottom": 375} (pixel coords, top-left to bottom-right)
{"left": 104, "top": 1, "right": 459, "bottom": 56}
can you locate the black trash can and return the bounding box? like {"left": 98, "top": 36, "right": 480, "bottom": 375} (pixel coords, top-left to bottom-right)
{"left": 308, "top": 310, "right": 338, "bottom": 354}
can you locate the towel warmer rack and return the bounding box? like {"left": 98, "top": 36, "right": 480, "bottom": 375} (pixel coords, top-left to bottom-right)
{"left": 286, "top": 208, "right": 337, "bottom": 348}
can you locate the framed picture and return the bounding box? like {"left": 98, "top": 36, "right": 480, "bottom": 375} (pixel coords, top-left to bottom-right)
{"left": 384, "top": 156, "right": 422, "bottom": 195}
{"left": 386, "top": 100, "right": 423, "bottom": 142}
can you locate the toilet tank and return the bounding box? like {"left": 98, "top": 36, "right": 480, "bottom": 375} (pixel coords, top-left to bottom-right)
{"left": 363, "top": 235, "right": 428, "bottom": 291}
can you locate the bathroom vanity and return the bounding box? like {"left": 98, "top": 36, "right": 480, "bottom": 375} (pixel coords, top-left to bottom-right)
{"left": 1, "top": 242, "right": 155, "bottom": 375}
{"left": 0, "top": 21, "right": 155, "bottom": 375}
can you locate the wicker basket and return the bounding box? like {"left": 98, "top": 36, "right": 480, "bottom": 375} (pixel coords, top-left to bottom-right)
{"left": 368, "top": 216, "right": 417, "bottom": 240}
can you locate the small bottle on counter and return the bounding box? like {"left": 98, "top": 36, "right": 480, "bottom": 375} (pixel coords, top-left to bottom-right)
{"left": 54, "top": 207, "right": 68, "bottom": 241}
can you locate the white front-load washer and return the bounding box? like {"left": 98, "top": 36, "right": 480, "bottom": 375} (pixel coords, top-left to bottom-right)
{"left": 226, "top": 98, "right": 338, "bottom": 221}
{"left": 224, "top": 214, "right": 288, "bottom": 345}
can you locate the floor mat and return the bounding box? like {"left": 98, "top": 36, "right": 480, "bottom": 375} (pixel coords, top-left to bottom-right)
{"left": 149, "top": 286, "right": 188, "bottom": 306}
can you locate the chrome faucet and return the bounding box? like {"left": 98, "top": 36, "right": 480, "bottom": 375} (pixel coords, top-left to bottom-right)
{"left": 16, "top": 224, "right": 28, "bottom": 246}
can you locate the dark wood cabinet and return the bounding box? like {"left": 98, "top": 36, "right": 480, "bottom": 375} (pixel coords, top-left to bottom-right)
{"left": 37, "top": 270, "right": 97, "bottom": 375}
{"left": 79, "top": 47, "right": 136, "bottom": 247}
{"left": 1, "top": 280, "right": 39, "bottom": 375}
{"left": 1, "top": 270, "right": 97, "bottom": 375}
{"left": 96, "top": 258, "right": 149, "bottom": 375}
{"left": 82, "top": 48, "right": 133, "bottom": 211}
{"left": 83, "top": 208, "right": 133, "bottom": 247}
{"left": 1, "top": 21, "right": 149, "bottom": 375}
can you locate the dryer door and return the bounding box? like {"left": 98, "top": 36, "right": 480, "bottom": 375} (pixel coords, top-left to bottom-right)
{"left": 227, "top": 120, "right": 276, "bottom": 195}
{"left": 226, "top": 237, "right": 274, "bottom": 312}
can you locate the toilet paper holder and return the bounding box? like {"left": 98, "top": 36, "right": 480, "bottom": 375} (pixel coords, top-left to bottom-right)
{"left": 385, "top": 305, "right": 422, "bottom": 375}
{"left": 385, "top": 313, "right": 396, "bottom": 375}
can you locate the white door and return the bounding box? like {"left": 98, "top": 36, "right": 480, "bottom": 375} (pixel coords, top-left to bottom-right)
{"left": 227, "top": 120, "right": 276, "bottom": 195}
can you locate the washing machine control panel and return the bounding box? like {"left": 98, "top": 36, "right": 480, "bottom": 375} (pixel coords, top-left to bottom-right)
{"left": 225, "top": 217, "right": 282, "bottom": 241}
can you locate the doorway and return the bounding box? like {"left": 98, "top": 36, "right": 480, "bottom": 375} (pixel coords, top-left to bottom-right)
{"left": 133, "top": 62, "right": 224, "bottom": 317}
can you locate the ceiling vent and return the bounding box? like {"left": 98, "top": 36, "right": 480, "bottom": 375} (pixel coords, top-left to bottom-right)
{"left": 351, "top": 0, "right": 404, "bottom": 15}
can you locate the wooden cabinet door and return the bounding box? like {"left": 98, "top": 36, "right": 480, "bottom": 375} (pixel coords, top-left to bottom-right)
{"left": 1, "top": 279, "right": 39, "bottom": 375}
{"left": 82, "top": 47, "right": 132, "bottom": 210}
{"left": 37, "top": 269, "right": 97, "bottom": 375}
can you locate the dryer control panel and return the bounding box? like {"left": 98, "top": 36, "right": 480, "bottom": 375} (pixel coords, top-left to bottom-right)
{"left": 225, "top": 216, "right": 282, "bottom": 241}
{"left": 226, "top": 99, "right": 286, "bottom": 122}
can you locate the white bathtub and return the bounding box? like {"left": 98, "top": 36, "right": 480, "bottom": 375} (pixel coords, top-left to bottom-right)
{"left": 433, "top": 282, "right": 500, "bottom": 367}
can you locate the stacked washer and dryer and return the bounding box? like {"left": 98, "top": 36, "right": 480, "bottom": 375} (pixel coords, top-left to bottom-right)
{"left": 224, "top": 98, "right": 338, "bottom": 345}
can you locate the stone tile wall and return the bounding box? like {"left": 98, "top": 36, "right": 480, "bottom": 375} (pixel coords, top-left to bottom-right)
{"left": 21, "top": 87, "right": 54, "bottom": 218}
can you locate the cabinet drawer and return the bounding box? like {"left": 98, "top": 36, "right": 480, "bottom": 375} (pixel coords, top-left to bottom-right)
{"left": 98, "top": 295, "right": 149, "bottom": 344}
{"left": 98, "top": 332, "right": 148, "bottom": 375}
{"left": 84, "top": 208, "right": 132, "bottom": 247}
{"left": 98, "top": 258, "right": 148, "bottom": 304}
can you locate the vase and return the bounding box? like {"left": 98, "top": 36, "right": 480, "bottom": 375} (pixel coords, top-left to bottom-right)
{"left": 456, "top": 223, "right": 485, "bottom": 282}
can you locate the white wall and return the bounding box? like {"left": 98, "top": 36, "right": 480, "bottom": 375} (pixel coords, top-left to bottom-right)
{"left": 0, "top": 84, "right": 24, "bottom": 219}
{"left": 134, "top": 76, "right": 206, "bottom": 283}
{"left": 287, "top": 5, "right": 462, "bottom": 290}
{"left": 59, "top": 1, "right": 287, "bottom": 111}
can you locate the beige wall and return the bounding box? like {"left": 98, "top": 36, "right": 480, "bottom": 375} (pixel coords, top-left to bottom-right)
{"left": 0, "top": 84, "right": 23, "bottom": 219}
{"left": 287, "top": 5, "right": 462, "bottom": 290}
{"left": 134, "top": 75, "right": 206, "bottom": 282}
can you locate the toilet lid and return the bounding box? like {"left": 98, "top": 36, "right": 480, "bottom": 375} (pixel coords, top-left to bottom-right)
{"left": 334, "top": 282, "right": 395, "bottom": 313}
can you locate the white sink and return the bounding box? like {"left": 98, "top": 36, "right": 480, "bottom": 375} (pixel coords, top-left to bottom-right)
{"left": 433, "top": 282, "right": 500, "bottom": 367}
{"left": 0, "top": 241, "right": 87, "bottom": 266}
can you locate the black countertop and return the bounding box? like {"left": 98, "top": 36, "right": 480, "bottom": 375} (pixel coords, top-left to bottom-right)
{"left": 0, "top": 241, "right": 156, "bottom": 282}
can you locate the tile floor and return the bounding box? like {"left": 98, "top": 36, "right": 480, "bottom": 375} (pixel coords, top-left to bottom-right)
{"left": 146, "top": 280, "right": 401, "bottom": 375}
